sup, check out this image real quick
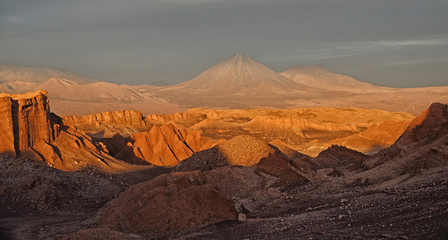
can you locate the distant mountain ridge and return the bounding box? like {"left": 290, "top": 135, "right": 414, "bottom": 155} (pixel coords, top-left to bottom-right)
{"left": 280, "top": 65, "right": 383, "bottom": 92}
{"left": 1, "top": 54, "right": 447, "bottom": 115}
{"left": 0, "top": 63, "right": 96, "bottom": 84}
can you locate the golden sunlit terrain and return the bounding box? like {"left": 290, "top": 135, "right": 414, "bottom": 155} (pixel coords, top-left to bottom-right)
{"left": 1, "top": 90, "right": 447, "bottom": 239}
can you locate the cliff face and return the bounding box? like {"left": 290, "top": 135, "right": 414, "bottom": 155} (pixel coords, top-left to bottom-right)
{"left": 0, "top": 91, "right": 134, "bottom": 172}
{"left": 64, "top": 110, "right": 150, "bottom": 138}
{"left": 65, "top": 110, "right": 146, "bottom": 127}
{"left": 0, "top": 91, "right": 53, "bottom": 157}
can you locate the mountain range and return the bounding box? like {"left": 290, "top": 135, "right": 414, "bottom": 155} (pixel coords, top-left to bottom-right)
{"left": 1, "top": 53, "right": 447, "bottom": 115}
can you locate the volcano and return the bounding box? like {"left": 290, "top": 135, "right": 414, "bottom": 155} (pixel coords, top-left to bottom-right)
{"left": 156, "top": 53, "right": 330, "bottom": 108}
{"left": 160, "top": 53, "right": 312, "bottom": 95}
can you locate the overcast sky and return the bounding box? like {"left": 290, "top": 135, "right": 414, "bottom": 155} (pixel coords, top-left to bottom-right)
{"left": 1, "top": 0, "right": 447, "bottom": 87}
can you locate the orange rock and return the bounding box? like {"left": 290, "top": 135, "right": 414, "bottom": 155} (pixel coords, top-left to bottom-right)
{"left": 65, "top": 110, "right": 147, "bottom": 127}
{"left": 0, "top": 90, "right": 52, "bottom": 157}
{"left": 104, "top": 122, "right": 215, "bottom": 166}
{"left": 0, "top": 91, "right": 136, "bottom": 172}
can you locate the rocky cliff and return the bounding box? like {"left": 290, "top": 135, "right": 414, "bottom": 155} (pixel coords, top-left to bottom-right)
{"left": 0, "top": 91, "right": 135, "bottom": 172}
{"left": 64, "top": 110, "right": 150, "bottom": 138}
{"left": 65, "top": 110, "right": 147, "bottom": 127}
{"left": 0, "top": 91, "right": 53, "bottom": 158}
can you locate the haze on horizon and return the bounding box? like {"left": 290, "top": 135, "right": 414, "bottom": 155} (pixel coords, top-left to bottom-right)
{"left": 1, "top": 0, "right": 447, "bottom": 88}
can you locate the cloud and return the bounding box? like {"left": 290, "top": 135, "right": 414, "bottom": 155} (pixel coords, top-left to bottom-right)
{"left": 270, "top": 36, "right": 448, "bottom": 62}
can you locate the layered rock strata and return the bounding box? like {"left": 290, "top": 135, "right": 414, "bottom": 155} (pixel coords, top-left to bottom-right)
{"left": 0, "top": 91, "right": 134, "bottom": 172}
{"left": 0, "top": 91, "right": 53, "bottom": 158}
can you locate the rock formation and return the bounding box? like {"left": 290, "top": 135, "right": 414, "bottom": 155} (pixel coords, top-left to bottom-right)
{"left": 351, "top": 102, "right": 448, "bottom": 184}
{"left": 0, "top": 90, "right": 54, "bottom": 158}
{"left": 65, "top": 110, "right": 147, "bottom": 127}
{"left": 0, "top": 90, "right": 136, "bottom": 172}
{"left": 65, "top": 106, "right": 415, "bottom": 160}
{"left": 176, "top": 135, "right": 275, "bottom": 171}
{"left": 329, "top": 118, "right": 411, "bottom": 154}
{"left": 397, "top": 102, "right": 448, "bottom": 145}
{"left": 97, "top": 171, "right": 237, "bottom": 238}
{"left": 65, "top": 110, "right": 150, "bottom": 138}
{"left": 183, "top": 107, "right": 414, "bottom": 156}
{"left": 314, "top": 145, "right": 368, "bottom": 170}
{"left": 102, "top": 122, "right": 215, "bottom": 166}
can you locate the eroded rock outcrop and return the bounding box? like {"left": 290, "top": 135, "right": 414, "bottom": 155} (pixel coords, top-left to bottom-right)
{"left": 97, "top": 171, "right": 237, "bottom": 238}
{"left": 65, "top": 110, "right": 147, "bottom": 127}
{"left": 103, "top": 122, "right": 215, "bottom": 166}
{"left": 176, "top": 135, "right": 275, "bottom": 171}
{"left": 64, "top": 110, "right": 150, "bottom": 138}
{"left": 351, "top": 102, "right": 448, "bottom": 184}
{"left": 329, "top": 119, "right": 410, "bottom": 154}
{"left": 314, "top": 145, "right": 368, "bottom": 170}
{"left": 0, "top": 91, "right": 135, "bottom": 172}
{"left": 0, "top": 91, "right": 53, "bottom": 158}
{"left": 397, "top": 102, "right": 448, "bottom": 145}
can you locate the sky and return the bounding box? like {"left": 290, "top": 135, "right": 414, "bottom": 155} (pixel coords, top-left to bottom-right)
{"left": 0, "top": 0, "right": 447, "bottom": 87}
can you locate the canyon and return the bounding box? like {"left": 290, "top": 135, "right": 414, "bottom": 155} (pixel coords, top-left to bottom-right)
{"left": 0, "top": 91, "right": 447, "bottom": 239}
{"left": 66, "top": 106, "right": 415, "bottom": 157}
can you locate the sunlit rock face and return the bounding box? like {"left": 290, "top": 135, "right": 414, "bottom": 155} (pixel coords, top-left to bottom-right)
{"left": 0, "top": 90, "right": 52, "bottom": 158}
{"left": 65, "top": 110, "right": 147, "bottom": 127}
{"left": 0, "top": 91, "right": 135, "bottom": 172}
{"left": 102, "top": 122, "right": 215, "bottom": 166}
{"left": 64, "top": 110, "right": 150, "bottom": 138}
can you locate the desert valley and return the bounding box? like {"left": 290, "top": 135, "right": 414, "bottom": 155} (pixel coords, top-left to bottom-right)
{"left": 0, "top": 53, "right": 447, "bottom": 239}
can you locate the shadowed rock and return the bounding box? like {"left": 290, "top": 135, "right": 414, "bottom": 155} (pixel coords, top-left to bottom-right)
{"left": 350, "top": 103, "right": 448, "bottom": 184}
{"left": 314, "top": 145, "right": 368, "bottom": 170}
{"left": 96, "top": 171, "right": 237, "bottom": 238}
{"left": 176, "top": 135, "right": 275, "bottom": 171}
